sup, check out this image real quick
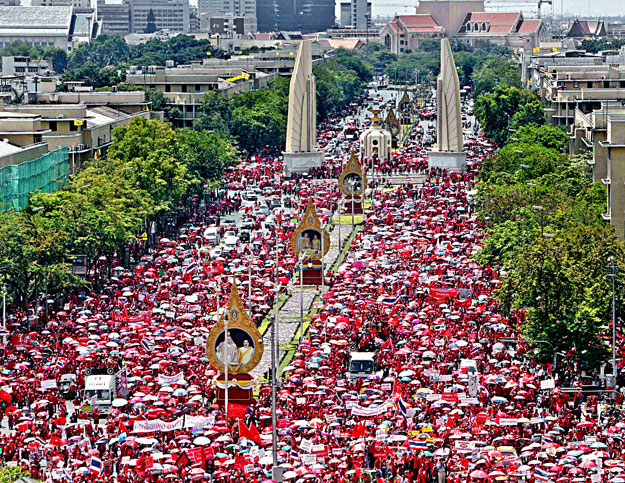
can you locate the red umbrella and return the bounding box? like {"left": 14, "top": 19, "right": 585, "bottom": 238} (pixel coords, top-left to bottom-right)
{"left": 469, "top": 470, "right": 488, "bottom": 479}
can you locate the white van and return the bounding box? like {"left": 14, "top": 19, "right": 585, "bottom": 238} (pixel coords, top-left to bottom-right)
{"left": 223, "top": 235, "right": 239, "bottom": 253}
{"left": 348, "top": 352, "right": 377, "bottom": 381}
{"left": 204, "top": 227, "right": 220, "bottom": 245}
{"left": 84, "top": 367, "right": 128, "bottom": 414}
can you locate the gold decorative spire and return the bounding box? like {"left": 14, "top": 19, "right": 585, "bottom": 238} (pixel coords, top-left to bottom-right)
{"left": 291, "top": 199, "right": 331, "bottom": 260}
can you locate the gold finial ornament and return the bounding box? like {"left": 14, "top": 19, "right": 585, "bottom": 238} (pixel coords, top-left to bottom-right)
{"left": 205, "top": 279, "right": 264, "bottom": 375}
{"left": 338, "top": 151, "right": 367, "bottom": 198}
{"left": 291, "top": 199, "right": 331, "bottom": 260}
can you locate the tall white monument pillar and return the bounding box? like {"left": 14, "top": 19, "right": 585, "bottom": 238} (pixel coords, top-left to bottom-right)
{"left": 428, "top": 38, "right": 466, "bottom": 171}
{"left": 283, "top": 40, "right": 323, "bottom": 176}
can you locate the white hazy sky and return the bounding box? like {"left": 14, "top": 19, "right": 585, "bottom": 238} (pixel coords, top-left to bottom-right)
{"left": 368, "top": 0, "right": 625, "bottom": 19}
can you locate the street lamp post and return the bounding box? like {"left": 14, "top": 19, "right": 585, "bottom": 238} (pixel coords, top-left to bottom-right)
{"left": 608, "top": 257, "right": 619, "bottom": 390}
{"left": 299, "top": 252, "right": 304, "bottom": 345}
{"left": 271, "top": 262, "right": 285, "bottom": 483}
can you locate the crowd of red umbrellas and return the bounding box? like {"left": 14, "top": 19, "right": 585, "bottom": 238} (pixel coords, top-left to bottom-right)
{"left": 0, "top": 99, "right": 622, "bottom": 483}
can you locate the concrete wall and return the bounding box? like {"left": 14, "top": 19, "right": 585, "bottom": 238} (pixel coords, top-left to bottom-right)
{"left": 0, "top": 142, "right": 47, "bottom": 169}
{"left": 415, "top": 0, "right": 484, "bottom": 36}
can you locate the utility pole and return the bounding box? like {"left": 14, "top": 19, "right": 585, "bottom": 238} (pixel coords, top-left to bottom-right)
{"left": 608, "top": 257, "right": 619, "bottom": 391}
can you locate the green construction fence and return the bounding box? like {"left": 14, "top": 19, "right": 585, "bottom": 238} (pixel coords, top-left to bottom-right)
{"left": 0, "top": 147, "right": 69, "bottom": 211}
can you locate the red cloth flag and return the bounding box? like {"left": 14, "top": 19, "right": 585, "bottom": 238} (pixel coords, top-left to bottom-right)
{"left": 227, "top": 403, "right": 249, "bottom": 419}
{"left": 187, "top": 447, "right": 206, "bottom": 466}
{"left": 249, "top": 423, "right": 262, "bottom": 445}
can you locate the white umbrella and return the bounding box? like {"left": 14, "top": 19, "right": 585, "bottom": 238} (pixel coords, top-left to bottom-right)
{"left": 112, "top": 398, "right": 128, "bottom": 407}
{"left": 193, "top": 436, "right": 210, "bottom": 446}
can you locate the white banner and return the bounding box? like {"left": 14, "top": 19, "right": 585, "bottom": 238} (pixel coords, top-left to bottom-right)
{"left": 133, "top": 416, "right": 184, "bottom": 433}
{"left": 499, "top": 418, "right": 518, "bottom": 426}
{"left": 351, "top": 401, "right": 393, "bottom": 417}
{"left": 41, "top": 379, "right": 58, "bottom": 389}
{"left": 540, "top": 379, "right": 555, "bottom": 390}
{"left": 158, "top": 372, "right": 185, "bottom": 386}
{"left": 184, "top": 415, "right": 215, "bottom": 429}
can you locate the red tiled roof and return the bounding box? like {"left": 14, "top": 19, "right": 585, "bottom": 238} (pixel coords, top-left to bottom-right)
{"left": 397, "top": 14, "right": 443, "bottom": 33}
{"left": 465, "top": 12, "right": 521, "bottom": 26}
{"left": 517, "top": 19, "right": 542, "bottom": 34}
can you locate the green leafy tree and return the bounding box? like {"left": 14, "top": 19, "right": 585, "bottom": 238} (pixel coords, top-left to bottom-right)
{"left": 474, "top": 85, "right": 541, "bottom": 145}
{"left": 67, "top": 34, "right": 131, "bottom": 69}
{"left": 514, "top": 124, "right": 569, "bottom": 151}
{"left": 509, "top": 101, "right": 545, "bottom": 133}
{"left": 0, "top": 466, "right": 30, "bottom": 483}
{"left": 176, "top": 128, "right": 238, "bottom": 184}
{"left": 43, "top": 47, "right": 68, "bottom": 73}
{"left": 107, "top": 117, "right": 193, "bottom": 209}
{"left": 472, "top": 56, "right": 522, "bottom": 98}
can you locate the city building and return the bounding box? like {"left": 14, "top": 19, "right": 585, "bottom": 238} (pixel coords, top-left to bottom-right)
{"left": 125, "top": 62, "right": 277, "bottom": 126}
{"left": 3, "top": 102, "right": 152, "bottom": 172}
{"left": 378, "top": 15, "right": 444, "bottom": 55}
{"left": 0, "top": 6, "right": 98, "bottom": 51}
{"left": 201, "top": 12, "right": 257, "bottom": 35}
{"left": 198, "top": 0, "right": 255, "bottom": 17}
{"left": 414, "top": 0, "right": 485, "bottom": 35}
{"left": 339, "top": 0, "right": 371, "bottom": 29}
{"left": 327, "top": 27, "right": 379, "bottom": 39}
{"left": 0, "top": 0, "right": 20, "bottom": 5}
{"left": 97, "top": 0, "right": 131, "bottom": 35}
{"left": 256, "top": 0, "right": 335, "bottom": 33}
{"left": 1, "top": 56, "right": 53, "bottom": 76}
{"left": 126, "top": 0, "right": 190, "bottom": 33}
{"left": 456, "top": 12, "right": 546, "bottom": 50}
{"left": 32, "top": 0, "right": 90, "bottom": 9}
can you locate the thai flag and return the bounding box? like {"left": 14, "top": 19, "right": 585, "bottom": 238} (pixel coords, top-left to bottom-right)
{"left": 409, "top": 440, "right": 428, "bottom": 450}
{"left": 183, "top": 263, "right": 197, "bottom": 276}
{"left": 62, "top": 469, "right": 73, "bottom": 482}
{"left": 141, "top": 338, "right": 153, "bottom": 352}
{"left": 284, "top": 42, "right": 291, "bottom": 46}
{"left": 433, "top": 324, "right": 446, "bottom": 331}
{"left": 285, "top": 394, "right": 295, "bottom": 403}
{"left": 541, "top": 434, "right": 553, "bottom": 444}
{"left": 34, "top": 436, "right": 46, "bottom": 446}
{"left": 0, "top": 329, "right": 10, "bottom": 337}
{"left": 90, "top": 456, "right": 104, "bottom": 476}
{"left": 56, "top": 358, "right": 68, "bottom": 369}
{"left": 242, "top": 68, "right": 250, "bottom": 74}
{"left": 290, "top": 451, "right": 300, "bottom": 461}
{"left": 534, "top": 468, "right": 551, "bottom": 481}
{"left": 396, "top": 395, "right": 408, "bottom": 418}
{"left": 470, "top": 346, "right": 480, "bottom": 357}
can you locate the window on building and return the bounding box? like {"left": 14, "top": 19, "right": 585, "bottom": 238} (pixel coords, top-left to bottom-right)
{"left": 48, "top": 121, "right": 57, "bottom": 131}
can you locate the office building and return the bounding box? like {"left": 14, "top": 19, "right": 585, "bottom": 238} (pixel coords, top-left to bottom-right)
{"left": 0, "top": 6, "right": 97, "bottom": 51}
{"left": 256, "top": 0, "right": 335, "bottom": 33}
{"left": 97, "top": 0, "right": 131, "bottom": 35}
{"left": 339, "top": 0, "right": 370, "bottom": 29}
{"left": 201, "top": 13, "right": 256, "bottom": 35}
{"left": 1, "top": 56, "right": 53, "bottom": 76}
{"left": 0, "top": 0, "right": 20, "bottom": 5}
{"left": 198, "top": 0, "right": 255, "bottom": 17}
{"left": 126, "top": 0, "right": 190, "bottom": 33}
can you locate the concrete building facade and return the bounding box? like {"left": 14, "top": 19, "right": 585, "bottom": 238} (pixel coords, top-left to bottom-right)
{"left": 127, "top": 0, "right": 190, "bottom": 33}
{"left": 256, "top": 0, "right": 335, "bottom": 33}
{"left": 339, "top": 0, "right": 371, "bottom": 29}
{"left": 97, "top": 0, "right": 131, "bottom": 35}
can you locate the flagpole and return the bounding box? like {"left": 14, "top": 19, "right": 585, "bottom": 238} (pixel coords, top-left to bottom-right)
{"left": 223, "top": 280, "right": 228, "bottom": 419}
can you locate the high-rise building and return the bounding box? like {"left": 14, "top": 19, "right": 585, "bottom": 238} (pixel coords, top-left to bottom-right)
{"left": 339, "top": 0, "right": 370, "bottom": 29}
{"left": 126, "top": 0, "right": 190, "bottom": 33}
{"left": 256, "top": 0, "right": 334, "bottom": 33}
{"left": 0, "top": 0, "right": 21, "bottom": 6}
{"left": 199, "top": 0, "right": 254, "bottom": 17}
{"left": 97, "top": 0, "right": 131, "bottom": 35}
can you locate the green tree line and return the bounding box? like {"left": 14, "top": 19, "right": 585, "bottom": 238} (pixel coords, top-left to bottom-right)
{"left": 474, "top": 85, "right": 625, "bottom": 368}
{"left": 0, "top": 117, "right": 237, "bottom": 307}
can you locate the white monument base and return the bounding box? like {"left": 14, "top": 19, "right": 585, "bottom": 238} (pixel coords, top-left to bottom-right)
{"left": 283, "top": 151, "right": 323, "bottom": 176}
{"left": 427, "top": 151, "right": 467, "bottom": 171}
